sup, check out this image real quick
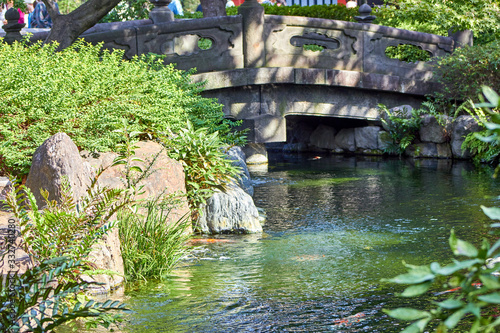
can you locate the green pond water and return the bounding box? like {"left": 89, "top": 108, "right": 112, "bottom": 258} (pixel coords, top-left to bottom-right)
{"left": 115, "top": 155, "right": 500, "bottom": 332}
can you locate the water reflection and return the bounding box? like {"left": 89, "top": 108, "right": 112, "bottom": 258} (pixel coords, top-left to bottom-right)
{"left": 112, "top": 155, "right": 499, "bottom": 332}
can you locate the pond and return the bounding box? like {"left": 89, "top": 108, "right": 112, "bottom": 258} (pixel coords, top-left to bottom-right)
{"left": 116, "top": 155, "right": 500, "bottom": 332}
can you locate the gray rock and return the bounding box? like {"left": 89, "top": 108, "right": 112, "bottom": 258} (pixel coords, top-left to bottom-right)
{"left": 378, "top": 130, "right": 392, "bottom": 151}
{"left": 197, "top": 183, "right": 262, "bottom": 234}
{"left": 26, "top": 132, "right": 93, "bottom": 208}
{"left": 334, "top": 128, "right": 356, "bottom": 151}
{"left": 283, "top": 142, "right": 308, "bottom": 153}
{"left": 309, "top": 124, "right": 337, "bottom": 150}
{"left": 243, "top": 143, "right": 268, "bottom": 165}
{"left": 226, "top": 146, "right": 253, "bottom": 197}
{"left": 436, "top": 143, "right": 452, "bottom": 159}
{"left": 419, "top": 115, "right": 452, "bottom": 143}
{"left": 406, "top": 142, "right": 452, "bottom": 159}
{"left": 451, "top": 115, "right": 481, "bottom": 159}
{"left": 354, "top": 126, "right": 380, "bottom": 149}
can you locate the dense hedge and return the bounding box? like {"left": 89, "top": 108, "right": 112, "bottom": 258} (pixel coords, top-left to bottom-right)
{"left": 0, "top": 40, "right": 234, "bottom": 175}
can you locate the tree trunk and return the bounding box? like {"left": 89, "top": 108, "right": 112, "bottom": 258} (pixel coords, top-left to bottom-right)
{"left": 42, "top": 0, "right": 122, "bottom": 50}
{"left": 200, "top": 0, "right": 227, "bottom": 17}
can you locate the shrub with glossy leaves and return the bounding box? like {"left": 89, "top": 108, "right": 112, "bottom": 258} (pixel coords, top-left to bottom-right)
{"left": 0, "top": 39, "right": 234, "bottom": 176}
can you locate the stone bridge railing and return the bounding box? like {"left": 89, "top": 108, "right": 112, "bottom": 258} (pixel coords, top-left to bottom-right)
{"left": 28, "top": 2, "right": 459, "bottom": 88}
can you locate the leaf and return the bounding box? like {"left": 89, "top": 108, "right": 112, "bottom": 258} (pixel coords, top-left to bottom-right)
{"left": 386, "top": 271, "right": 435, "bottom": 285}
{"left": 482, "top": 206, "right": 500, "bottom": 220}
{"left": 383, "top": 308, "right": 431, "bottom": 321}
{"left": 478, "top": 292, "right": 500, "bottom": 304}
{"left": 400, "top": 282, "right": 432, "bottom": 297}
{"left": 431, "top": 259, "right": 482, "bottom": 275}
{"left": 480, "top": 274, "right": 500, "bottom": 289}
{"left": 482, "top": 86, "right": 500, "bottom": 107}
{"left": 435, "top": 299, "right": 464, "bottom": 309}
{"left": 401, "top": 318, "right": 431, "bottom": 333}
{"left": 449, "top": 230, "right": 478, "bottom": 257}
{"left": 444, "top": 309, "right": 466, "bottom": 329}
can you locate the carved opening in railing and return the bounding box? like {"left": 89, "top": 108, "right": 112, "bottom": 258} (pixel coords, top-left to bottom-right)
{"left": 198, "top": 37, "right": 213, "bottom": 50}
{"left": 385, "top": 44, "right": 432, "bottom": 63}
{"left": 290, "top": 32, "right": 340, "bottom": 52}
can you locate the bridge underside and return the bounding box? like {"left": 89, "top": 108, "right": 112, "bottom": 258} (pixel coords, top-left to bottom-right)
{"left": 200, "top": 82, "right": 426, "bottom": 143}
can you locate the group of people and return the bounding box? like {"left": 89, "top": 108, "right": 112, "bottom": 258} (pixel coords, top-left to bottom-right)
{"left": 1, "top": 0, "right": 56, "bottom": 29}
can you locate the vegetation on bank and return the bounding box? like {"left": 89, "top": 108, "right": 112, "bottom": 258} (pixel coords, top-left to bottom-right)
{"left": 384, "top": 87, "right": 500, "bottom": 333}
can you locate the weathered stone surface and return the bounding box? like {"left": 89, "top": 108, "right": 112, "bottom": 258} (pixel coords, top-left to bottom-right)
{"left": 406, "top": 142, "right": 452, "bottom": 159}
{"left": 419, "top": 115, "right": 452, "bottom": 143}
{"left": 83, "top": 141, "right": 190, "bottom": 224}
{"left": 0, "top": 213, "right": 32, "bottom": 278}
{"left": 226, "top": 146, "right": 253, "bottom": 197}
{"left": 26, "top": 133, "right": 94, "bottom": 208}
{"left": 82, "top": 227, "right": 124, "bottom": 295}
{"left": 380, "top": 105, "right": 413, "bottom": 131}
{"left": 334, "top": 128, "right": 356, "bottom": 151}
{"left": 378, "top": 130, "right": 392, "bottom": 151}
{"left": 243, "top": 143, "right": 268, "bottom": 165}
{"left": 197, "top": 183, "right": 262, "bottom": 234}
{"left": 283, "top": 142, "right": 309, "bottom": 153}
{"left": 309, "top": 124, "right": 337, "bottom": 150}
{"left": 451, "top": 115, "right": 481, "bottom": 159}
{"left": 354, "top": 126, "right": 380, "bottom": 149}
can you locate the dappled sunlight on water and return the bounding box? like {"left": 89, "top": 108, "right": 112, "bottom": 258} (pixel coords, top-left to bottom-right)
{"left": 98, "top": 155, "right": 499, "bottom": 332}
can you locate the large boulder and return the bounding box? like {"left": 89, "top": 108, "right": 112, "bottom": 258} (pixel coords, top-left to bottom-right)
{"left": 309, "top": 124, "right": 337, "bottom": 150}
{"left": 226, "top": 146, "right": 253, "bottom": 197}
{"left": 243, "top": 143, "right": 268, "bottom": 165}
{"left": 355, "top": 126, "right": 380, "bottom": 150}
{"left": 83, "top": 140, "right": 190, "bottom": 224}
{"left": 419, "top": 115, "right": 452, "bottom": 144}
{"left": 197, "top": 183, "right": 262, "bottom": 234}
{"left": 26, "top": 132, "right": 93, "bottom": 208}
{"left": 451, "top": 115, "right": 481, "bottom": 159}
{"left": 334, "top": 128, "right": 356, "bottom": 152}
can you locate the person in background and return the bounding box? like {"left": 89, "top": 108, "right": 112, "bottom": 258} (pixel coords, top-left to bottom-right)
{"left": 196, "top": 4, "right": 202, "bottom": 12}
{"left": 2, "top": 0, "right": 25, "bottom": 25}
{"left": 168, "top": 0, "right": 183, "bottom": 16}
{"left": 30, "top": 0, "right": 57, "bottom": 28}
{"left": 25, "top": 0, "right": 34, "bottom": 27}
{"left": 276, "top": 0, "right": 286, "bottom": 6}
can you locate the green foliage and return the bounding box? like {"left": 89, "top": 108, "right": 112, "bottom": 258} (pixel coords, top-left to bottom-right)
{"left": 384, "top": 87, "right": 500, "bottom": 332}
{"left": 4, "top": 177, "right": 132, "bottom": 264}
{"left": 434, "top": 41, "right": 500, "bottom": 106}
{"left": 119, "top": 198, "right": 191, "bottom": 281}
{"left": 378, "top": 104, "right": 422, "bottom": 155}
{"left": 374, "top": 0, "right": 500, "bottom": 45}
{"left": 257, "top": 4, "right": 357, "bottom": 21}
{"left": 100, "top": 0, "right": 152, "bottom": 22}
{"left": 198, "top": 37, "right": 213, "bottom": 50}
{"left": 0, "top": 257, "right": 126, "bottom": 333}
{"left": 57, "top": 0, "right": 85, "bottom": 14}
{"left": 0, "top": 39, "right": 234, "bottom": 176}
{"left": 303, "top": 44, "right": 325, "bottom": 52}
{"left": 161, "top": 121, "right": 243, "bottom": 219}
{"left": 385, "top": 44, "right": 431, "bottom": 63}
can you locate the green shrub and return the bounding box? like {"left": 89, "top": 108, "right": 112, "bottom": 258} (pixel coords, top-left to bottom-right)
{"left": 374, "top": 0, "right": 500, "bottom": 45}
{"left": 434, "top": 41, "right": 500, "bottom": 106}
{"left": 119, "top": 198, "right": 191, "bottom": 281}
{"left": 161, "top": 121, "right": 242, "bottom": 220}
{"left": 385, "top": 44, "right": 431, "bottom": 63}
{"left": 0, "top": 39, "right": 235, "bottom": 176}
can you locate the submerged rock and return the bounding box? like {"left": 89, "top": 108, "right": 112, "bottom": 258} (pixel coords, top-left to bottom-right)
{"left": 197, "top": 183, "right": 262, "bottom": 234}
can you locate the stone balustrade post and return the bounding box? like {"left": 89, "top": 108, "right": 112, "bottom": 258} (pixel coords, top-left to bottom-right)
{"left": 238, "top": 0, "right": 265, "bottom": 68}
{"left": 2, "top": 8, "right": 25, "bottom": 44}
{"left": 148, "top": 0, "right": 174, "bottom": 24}
{"left": 448, "top": 29, "right": 473, "bottom": 48}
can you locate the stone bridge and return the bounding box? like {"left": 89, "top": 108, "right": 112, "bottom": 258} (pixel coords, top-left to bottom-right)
{"left": 32, "top": 3, "right": 462, "bottom": 143}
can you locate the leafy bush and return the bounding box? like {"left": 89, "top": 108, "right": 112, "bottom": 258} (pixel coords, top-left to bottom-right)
{"left": 434, "top": 41, "right": 500, "bottom": 106}
{"left": 384, "top": 87, "right": 500, "bottom": 332}
{"left": 0, "top": 257, "right": 126, "bottom": 332}
{"left": 119, "top": 198, "right": 191, "bottom": 281}
{"left": 161, "top": 121, "right": 242, "bottom": 220}
{"left": 0, "top": 39, "right": 235, "bottom": 176}
{"left": 385, "top": 44, "right": 431, "bottom": 63}
{"left": 374, "top": 0, "right": 500, "bottom": 45}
